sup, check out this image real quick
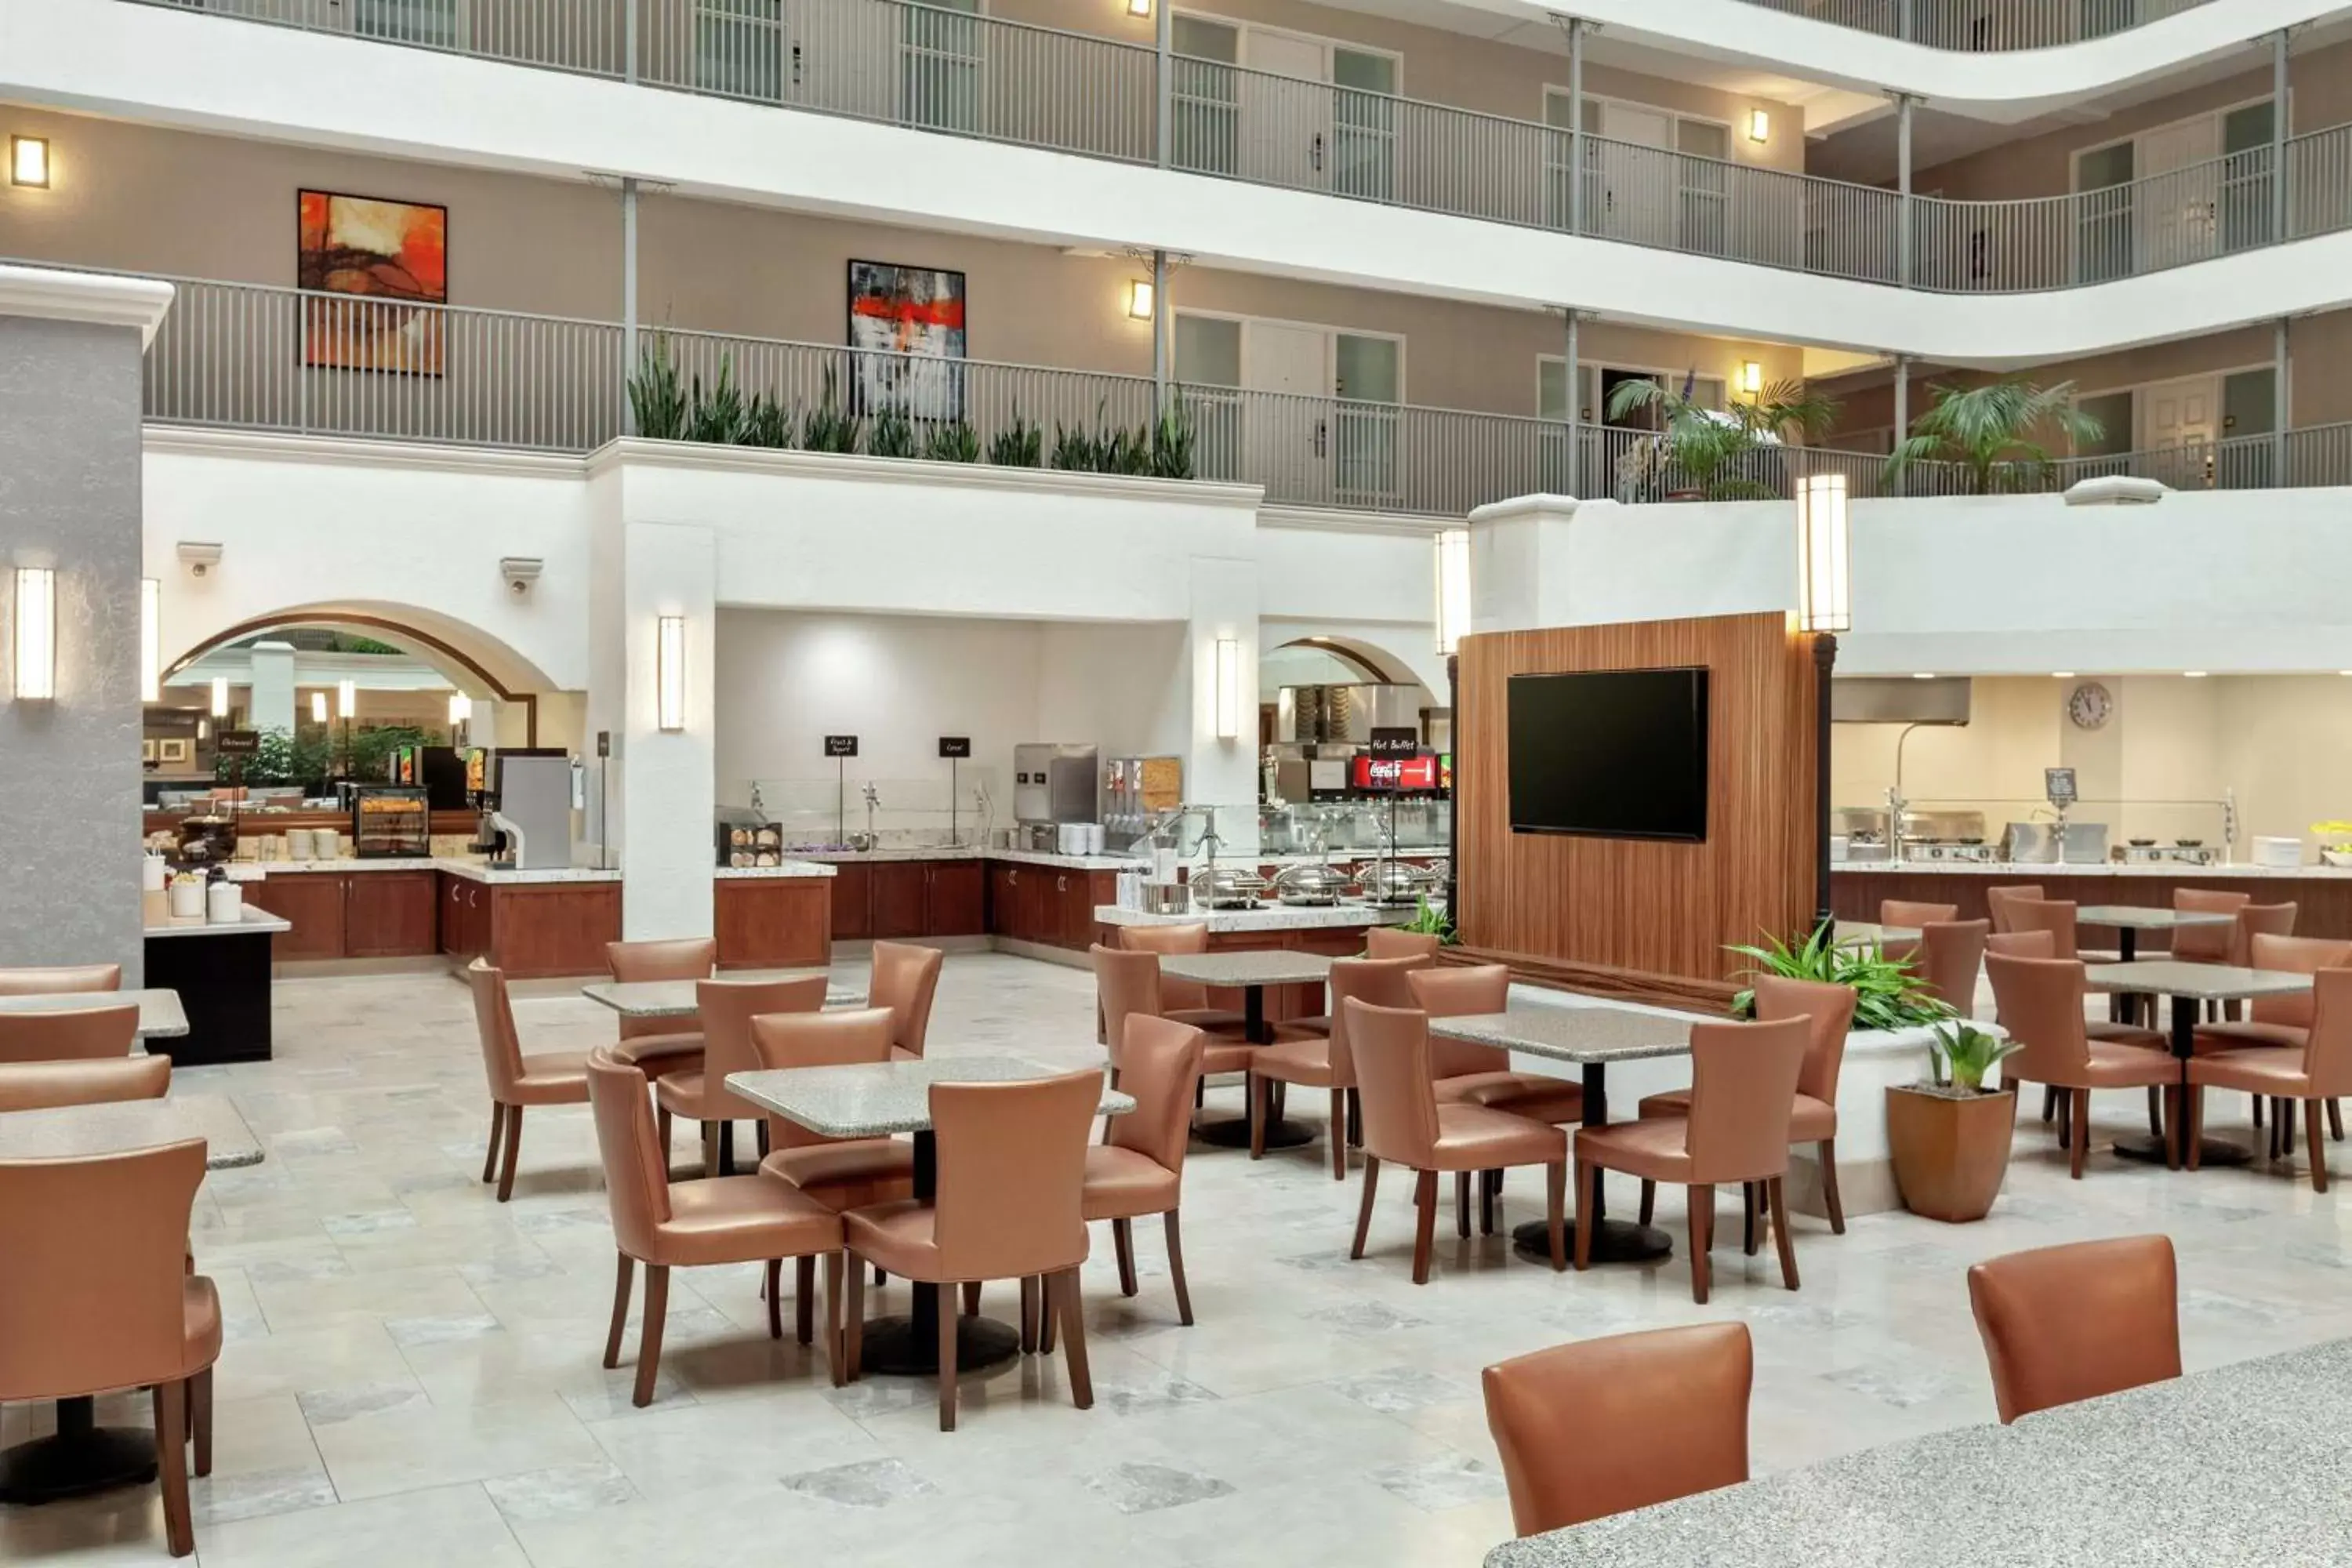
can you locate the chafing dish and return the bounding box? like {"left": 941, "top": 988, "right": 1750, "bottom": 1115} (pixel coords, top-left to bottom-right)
{"left": 1272, "top": 862, "right": 1346, "bottom": 907}
{"left": 1358, "top": 858, "right": 1436, "bottom": 906}
{"left": 1194, "top": 865, "right": 1265, "bottom": 909}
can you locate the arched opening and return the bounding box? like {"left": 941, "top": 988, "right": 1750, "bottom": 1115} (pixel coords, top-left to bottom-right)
{"left": 1258, "top": 633, "right": 1448, "bottom": 861}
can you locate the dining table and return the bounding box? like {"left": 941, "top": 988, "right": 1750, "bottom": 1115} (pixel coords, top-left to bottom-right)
{"left": 1154, "top": 949, "right": 1338, "bottom": 1149}
{"left": 1428, "top": 1005, "right": 1697, "bottom": 1264}
{"left": 726, "top": 1055, "right": 1133, "bottom": 1377}
{"left": 579, "top": 971, "right": 864, "bottom": 1018}
{"left": 1831, "top": 920, "right": 1919, "bottom": 950}
{"left": 2074, "top": 905, "right": 2236, "bottom": 964}
{"left": 0, "top": 1090, "right": 262, "bottom": 1507}
{"left": 1485, "top": 1338, "right": 2352, "bottom": 1566}
{"left": 2084, "top": 960, "right": 2311, "bottom": 1168}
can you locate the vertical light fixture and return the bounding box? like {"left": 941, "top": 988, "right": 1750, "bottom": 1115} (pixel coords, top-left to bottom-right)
{"left": 1127, "top": 279, "right": 1155, "bottom": 321}
{"left": 310, "top": 691, "right": 328, "bottom": 724}
{"left": 1127, "top": 0, "right": 1151, "bottom": 14}
{"left": 1432, "top": 527, "right": 1471, "bottom": 931}
{"left": 1739, "top": 361, "right": 1763, "bottom": 396}
{"left": 9, "top": 134, "right": 49, "bottom": 188}
{"left": 448, "top": 691, "right": 473, "bottom": 724}
{"left": 1746, "top": 108, "right": 1769, "bottom": 144}
{"left": 140, "top": 579, "right": 161, "bottom": 703}
{"left": 657, "top": 615, "right": 686, "bottom": 732}
{"left": 1214, "top": 636, "right": 1240, "bottom": 741}
{"left": 336, "top": 678, "right": 356, "bottom": 720}
{"left": 209, "top": 676, "right": 230, "bottom": 718}
{"left": 1795, "top": 471, "right": 1850, "bottom": 933}
{"left": 12, "top": 567, "right": 56, "bottom": 701}
{"left": 1432, "top": 529, "right": 1470, "bottom": 655}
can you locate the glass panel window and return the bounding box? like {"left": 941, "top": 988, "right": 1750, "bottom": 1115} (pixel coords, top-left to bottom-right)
{"left": 1175, "top": 314, "right": 1242, "bottom": 387}
{"left": 1538, "top": 359, "right": 1568, "bottom": 423}
{"left": 2074, "top": 391, "right": 2133, "bottom": 457}
{"left": 1334, "top": 335, "right": 1399, "bottom": 404}
{"left": 2076, "top": 140, "right": 2134, "bottom": 191}
{"left": 1675, "top": 120, "right": 1728, "bottom": 161}
{"left": 1172, "top": 14, "right": 1238, "bottom": 62}
{"left": 2221, "top": 368, "right": 2274, "bottom": 435}
{"left": 1330, "top": 49, "right": 1393, "bottom": 93}
{"left": 2222, "top": 100, "right": 2275, "bottom": 154}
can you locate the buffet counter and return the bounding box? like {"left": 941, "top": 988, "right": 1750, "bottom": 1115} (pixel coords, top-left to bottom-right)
{"left": 1832, "top": 862, "right": 2352, "bottom": 942}
{"left": 142, "top": 906, "right": 292, "bottom": 1065}
{"left": 1096, "top": 904, "right": 1417, "bottom": 934}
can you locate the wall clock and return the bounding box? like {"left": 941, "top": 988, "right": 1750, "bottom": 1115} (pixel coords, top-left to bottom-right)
{"left": 2067, "top": 681, "right": 2113, "bottom": 731}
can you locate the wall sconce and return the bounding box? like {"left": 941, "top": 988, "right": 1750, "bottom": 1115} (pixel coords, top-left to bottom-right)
{"left": 449, "top": 691, "right": 473, "bottom": 724}
{"left": 1795, "top": 473, "right": 1851, "bottom": 634}
{"left": 12, "top": 567, "right": 56, "bottom": 701}
{"left": 310, "top": 691, "right": 328, "bottom": 724}
{"left": 1739, "top": 361, "right": 1763, "bottom": 396}
{"left": 1746, "top": 109, "right": 1769, "bottom": 144}
{"left": 1214, "top": 637, "right": 1240, "bottom": 740}
{"left": 140, "top": 579, "right": 161, "bottom": 704}
{"left": 1432, "top": 529, "right": 1471, "bottom": 656}
{"left": 9, "top": 134, "right": 49, "bottom": 189}
{"left": 1127, "top": 279, "right": 1155, "bottom": 321}
{"left": 210, "top": 677, "right": 230, "bottom": 718}
{"left": 657, "top": 615, "right": 686, "bottom": 732}
{"left": 337, "top": 678, "right": 356, "bottom": 720}
{"left": 1127, "top": 0, "right": 1151, "bottom": 16}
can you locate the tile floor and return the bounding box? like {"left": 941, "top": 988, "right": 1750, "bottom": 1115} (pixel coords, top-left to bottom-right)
{"left": 6, "top": 952, "right": 2350, "bottom": 1566}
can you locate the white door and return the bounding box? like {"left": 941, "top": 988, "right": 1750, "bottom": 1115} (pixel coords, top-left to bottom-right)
{"left": 775, "top": 0, "right": 899, "bottom": 120}
{"left": 1591, "top": 103, "right": 1675, "bottom": 249}
{"left": 2138, "top": 376, "right": 2218, "bottom": 488}
{"left": 1243, "top": 321, "right": 1333, "bottom": 506}
{"left": 2137, "top": 117, "right": 2220, "bottom": 270}
{"left": 1240, "top": 31, "right": 1331, "bottom": 193}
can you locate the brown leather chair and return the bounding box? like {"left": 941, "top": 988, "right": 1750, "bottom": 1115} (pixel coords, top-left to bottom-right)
{"left": 1291, "top": 927, "right": 1442, "bottom": 1037}
{"left": 0, "top": 1054, "right": 171, "bottom": 1111}
{"left": 603, "top": 938, "right": 715, "bottom": 1079}
{"left": 1081, "top": 1015, "right": 1206, "bottom": 1325}
{"left": 1092, "top": 946, "right": 1255, "bottom": 1091}
{"left": 0, "top": 964, "right": 122, "bottom": 996}
{"left": 466, "top": 959, "right": 591, "bottom": 1202}
{"left": 1346, "top": 998, "right": 1566, "bottom": 1281}
{"left": 2007, "top": 898, "right": 2082, "bottom": 958}
{"left": 0, "top": 1003, "right": 141, "bottom": 1063}
{"left": 1419, "top": 965, "right": 1584, "bottom": 1125}
{"left": 1880, "top": 898, "right": 1958, "bottom": 929}
{"left": 2169, "top": 888, "right": 2250, "bottom": 964}
{"left": 1967, "top": 1235, "right": 2180, "bottom": 1424}
{"left": 754, "top": 1008, "right": 918, "bottom": 1214}
{"left": 2233, "top": 902, "right": 2299, "bottom": 965}
{"left": 2193, "top": 935, "right": 2350, "bottom": 1053}
{"left": 1918, "top": 919, "right": 1991, "bottom": 1021}
{"left": 1116, "top": 923, "right": 1250, "bottom": 1036}
{"left": 1637, "top": 975, "right": 1860, "bottom": 1235}
{"left": 1577, "top": 1016, "right": 1811, "bottom": 1303}
{"left": 869, "top": 940, "right": 943, "bottom": 1061}
{"left": 654, "top": 976, "right": 829, "bottom": 1176}
{"left": 1483, "top": 1323, "right": 1751, "bottom": 1537}
{"left": 1984, "top": 884, "right": 2045, "bottom": 935}
{"left": 2187, "top": 967, "right": 2352, "bottom": 1189}
{"left": 841, "top": 1070, "right": 1101, "bottom": 1430}
{"left": 1985, "top": 953, "right": 2176, "bottom": 1177}
{"left": 1984, "top": 929, "right": 2056, "bottom": 960}
{"left": 1248, "top": 955, "right": 1425, "bottom": 1177}
{"left": 585, "top": 1051, "right": 847, "bottom": 1405}
{"left": 0, "top": 1140, "right": 220, "bottom": 1555}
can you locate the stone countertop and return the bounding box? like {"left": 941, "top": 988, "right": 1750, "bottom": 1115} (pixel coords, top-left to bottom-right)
{"left": 1835, "top": 861, "right": 2352, "bottom": 879}
{"left": 0, "top": 989, "right": 188, "bottom": 1039}
{"left": 1156, "top": 949, "right": 1339, "bottom": 988}
{"left": 714, "top": 861, "right": 839, "bottom": 880}
{"left": 786, "top": 845, "right": 1147, "bottom": 872}
{"left": 231, "top": 856, "right": 622, "bottom": 884}
{"left": 0, "top": 1092, "right": 262, "bottom": 1171}
{"left": 1096, "top": 904, "right": 1417, "bottom": 933}
{"left": 728, "top": 1056, "right": 1134, "bottom": 1138}
{"left": 1430, "top": 1007, "right": 1697, "bottom": 1065}
{"left": 1485, "top": 1338, "right": 2352, "bottom": 1568}
{"left": 143, "top": 906, "right": 293, "bottom": 938}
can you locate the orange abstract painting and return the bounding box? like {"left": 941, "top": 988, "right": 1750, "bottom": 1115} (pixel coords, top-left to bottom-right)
{"left": 298, "top": 189, "right": 448, "bottom": 375}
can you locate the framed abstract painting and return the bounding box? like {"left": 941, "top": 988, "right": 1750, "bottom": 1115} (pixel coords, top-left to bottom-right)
{"left": 846, "top": 259, "right": 966, "bottom": 420}
{"left": 299, "top": 189, "right": 448, "bottom": 376}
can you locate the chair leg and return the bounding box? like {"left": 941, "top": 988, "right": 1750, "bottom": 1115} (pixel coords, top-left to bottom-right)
{"left": 2042, "top": 1083, "right": 2059, "bottom": 1124}
{"left": 764, "top": 1259, "right": 784, "bottom": 1341}
{"left": 1544, "top": 1161, "right": 1566, "bottom": 1272}
{"left": 1573, "top": 1161, "right": 1597, "bottom": 1272}
{"left": 656, "top": 1107, "right": 674, "bottom": 1175}
{"left": 1038, "top": 1275, "right": 1058, "bottom": 1356}
{"left": 2309, "top": 1101, "right": 2330, "bottom": 1194}
{"left": 1818, "top": 1138, "right": 1846, "bottom": 1236}
{"left": 1638, "top": 1178, "right": 1655, "bottom": 1227}
{"left": 2146, "top": 1086, "right": 2165, "bottom": 1140}
{"left": 1054, "top": 1269, "right": 1093, "bottom": 1410}
{"left": 496, "top": 1105, "right": 524, "bottom": 1203}
{"left": 1248, "top": 1074, "right": 1268, "bottom": 1160}
{"left": 937, "top": 1284, "right": 959, "bottom": 1432}
{"left": 633, "top": 1265, "right": 670, "bottom": 1408}
{"left": 843, "top": 1254, "right": 866, "bottom": 1383}
{"left": 153, "top": 1379, "right": 193, "bottom": 1558}
{"left": 1330, "top": 1088, "right": 1348, "bottom": 1180}
{"left": 1410, "top": 1169, "right": 1438, "bottom": 1285}
{"left": 1163, "top": 1210, "right": 1195, "bottom": 1327}
{"left": 2185, "top": 1086, "right": 2206, "bottom": 1172}
{"left": 190, "top": 1367, "right": 212, "bottom": 1479}
{"left": 1455, "top": 1171, "right": 1471, "bottom": 1239}
{"left": 1768, "top": 1177, "right": 1799, "bottom": 1292}
{"left": 481, "top": 1103, "right": 506, "bottom": 1184}
{"left": 718, "top": 1121, "right": 737, "bottom": 1178}
{"left": 603, "top": 1251, "right": 633, "bottom": 1370}
{"left": 961, "top": 1281, "right": 982, "bottom": 1317}
{"left": 1346, "top": 1087, "right": 1363, "bottom": 1148}
{"left": 699, "top": 1123, "right": 721, "bottom": 1179}
{"left": 1479, "top": 1170, "right": 1497, "bottom": 1237}
{"left": 1690, "top": 1185, "right": 1715, "bottom": 1305}
{"left": 2282, "top": 1098, "right": 2298, "bottom": 1156}
{"left": 797, "top": 1256, "right": 818, "bottom": 1345}
{"left": 1019, "top": 1274, "right": 1040, "bottom": 1353}
{"left": 2252, "top": 1094, "right": 2265, "bottom": 1131}
{"left": 823, "top": 1252, "right": 844, "bottom": 1384}
{"left": 1351, "top": 1155, "right": 1381, "bottom": 1260}
{"left": 1742, "top": 1181, "right": 1759, "bottom": 1257}
{"left": 2069, "top": 1089, "right": 2089, "bottom": 1179}
{"left": 1112, "top": 1220, "right": 1138, "bottom": 1298}
{"left": 2332, "top": 1099, "right": 2345, "bottom": 1144}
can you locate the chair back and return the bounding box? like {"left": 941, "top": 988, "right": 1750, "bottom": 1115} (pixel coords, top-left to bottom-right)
{"left": 750, "top": 1008, "right": 897, "bottom": 1152}
{"left": 2302, "top": 968, "right": 2352, "bottom": 1101}
{"left": 0, "top": 1004, "right": 140, "bottom": 1064}
{"left": 1918, "top": 920, "right": 1991, "bottom": 1021}
{"left": 1106, "top": 1016, "right": 1206, "bottom": 1176}
{"left": 583, "top": 1050, "right": 671, "bottom": 1260}
{"left": 1325, "top": 956, "right": 1430, "bottom": 1086}
{"left": 1682, "top": 1017, "right": 1810, "bottom": 1184}
{"left": 0, "top": 1140, "right": 208, "bottom": 1401}
{"left": 1880, "top": 899, "right": 1958, "bottom": 929}
{"left": 869, "top": 941, "right": 943, "bottom": 1057}
{"left": 2245, "top": 934, "right": 2352, "bottom": 1029}
{"left": 604, "top": 939, "right": 716, "bottom": 1040}
{"left": 1984, "top": 929, "right": 2056, "bottom": 958}
{"left": 1967, "top": 1236, "right": 2180, "bottom": 1424}
{"left": 930, "top": 1070, "right": 1098, "bottom": 1281}
{"left": 1984, "top": 884, "right": 2045, "bottom": 935}
{"left": 1753, "top": 975, "right": 1859, "bottom": 1105}
{"left": 700, "top": 975, "right": 829, "bottom": 1118}
{"left": 2233, "top": 902, "right": 2299, "bottom": 967}
{"left": 1120, "top": 922, "right": 1214, "bottom": 1011}
{"left": 2007, "top": 898, "right": 2079, "bottom": 960}
{"left": 2169, "top": 888, "right": 2249, "bottom": 963}
{"left": 1364, "top": 928, "right": 1441, "bottom": 964}
{"left": 1984, "top": 955, "right": 2090, "bottom": 1084}
{"left": 0, "top": 1056, "right": 171, "bottom": 1112}
{"left": 1345, "top": 998, "right": 1442, "bottom": 1167}
{"left": 1410, "top": 964, "right": 1512, "bottom": 1080}
{"left": 0, "top": 964, "right": 122, "bottom": 996}
{"left": 1091, "top": 946, "right": 1163, "bottom": 1071}
{"left": 466, "top": 959, "right": 527, "bottom": 1098}
{"left": 1483, "top": 1323, "right": 1751, "bottom": 1537}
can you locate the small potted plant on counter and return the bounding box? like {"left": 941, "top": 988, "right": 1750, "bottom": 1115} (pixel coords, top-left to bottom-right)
{"left": 2312, "top": 822, "right": 2352, "bottom": 869}
{"left": 1886, "top": 1022, "right": 2024, "bottom": 1223}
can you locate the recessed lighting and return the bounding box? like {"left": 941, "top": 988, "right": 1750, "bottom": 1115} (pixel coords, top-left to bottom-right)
{"left": 2183, "top": 670, "right": 2209, "bottom": 679}
{"left": 1911, "top": 672, "right": 1936, "bottom": 680}
{"left": 2052, "top": 671, "right": 2075, "bottom": 680}
{"left": 2340, "top": 670, "right": 2352, "bottom": 677}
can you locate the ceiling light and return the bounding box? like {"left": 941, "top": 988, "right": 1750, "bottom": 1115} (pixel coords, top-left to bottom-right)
{"left": 2052, "top": 671, "right": 2075, "bottom": 680}
{"left": 1911, "top": 672, "right": 1936, "bottom": 680}
{"left": 9, "top": 135, "right": 49, "bottom": 189}
{"left": 2183, "top": 670, "right": 2208, "bottom": 678}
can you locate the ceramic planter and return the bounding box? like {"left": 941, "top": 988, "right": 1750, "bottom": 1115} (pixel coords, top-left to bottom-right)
{"left": 1886, "top": 1083, "right": 2016, "bottom": 1223}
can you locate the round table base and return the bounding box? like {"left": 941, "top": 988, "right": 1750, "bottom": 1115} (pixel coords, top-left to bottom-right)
{"left": 856, "top": 1313, "right": 1022, "bottom": 1377}
{"left": 1512, "top": 1217, "right": 1672, "bottom": 1265}
{"left": 0, "top": 1406, "right": 158, "bottom": 1505}
{"left": 1193, "top": 1116, "right": 1315, "bottom": 1150}
{"left": 2112, "top": 1134, "right": 2252, "bottom": 1168}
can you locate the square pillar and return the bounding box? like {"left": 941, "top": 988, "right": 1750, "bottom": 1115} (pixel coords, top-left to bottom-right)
{"left": 248, "top": 640, "right": 297, "bottom": 739}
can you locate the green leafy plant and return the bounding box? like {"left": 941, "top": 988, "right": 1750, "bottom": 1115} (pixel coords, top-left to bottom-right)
{"left": 921, "top": 418, "right": 982, "bottom": 463}
{"left": 1885, "top": 378, "right": 2104, "bottom": 495}
{"left": 739, "top": 390, "right": 795, "bottom": 448}
{"left": 1927, "top": 1022, "right": 2025, "bottom": 1094}
{"left": 627, "top": 331, "right": 688, "bottom": 441}
{"left": 1151, "top": 391, "right": 1197, "bottom": 480}
{"left": 866, "top": 404, "right": 916, "bottom": 459}
{"left": 1606, "top": 374, "right": 1841, "bottom": 501}
{"left": 683, "top": 356, "right": 745, "bottom": 445}
{"left": 1101, "top": 419, "right": 1154, "bottom": 476}
{"left": 1399, "top": 895, "right": 1455, "bottom": 946}
{"left": 345, "top": 724, "right": 434, "bottom": 784}
{"left": 800, "top": 366, "right": 861, "bottom": 454}
{"left": 1726, "top": 920, "right": 1951, "bottom": 1033}
{"left": 243, "top": 727, "right": 334, "bottom": 789}
{"left": 1051, "top": 419, "right": 1098, "bottom": 472}
{"left": 989, "top": 412, "right": 1044, "bottom": 467}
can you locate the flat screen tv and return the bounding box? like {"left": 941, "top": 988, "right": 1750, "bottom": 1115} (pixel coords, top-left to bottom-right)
{"left": 1506, "top": 666, "right": 1709, "bottom": 842}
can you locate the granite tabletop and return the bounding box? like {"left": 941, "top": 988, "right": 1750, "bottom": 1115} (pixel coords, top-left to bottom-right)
{"left": 1097, "top": 905, "right": 1416, "bottom": 933}
{"left": 0, "top": 1093, "right": 263, "bottom": 1171}
{"left": 0, "top": 989, "right": 189, "bottom": 1039}
{"left": 1156, "top": 950, "right": 1340, "bottom": 988}
{"left": 2083, "top": 961, "right": 2314, "bottom": 1002}
{"left": 143, "top": 906, "right": 295, "bottom": 939}
{"left": 1486, "top": 1338, "right": 2352, "bottom": 1567}
{"left": 1832, "top": 921, "right": 1919, "bottom": 948}
{"left": 1428, "top": 1007, "right": 1696, "bottom": 1065}
{"left": 728, "top": 1056, "right": 1136, "bottom": 1138}
{"left": 579, "top": 974, "right": 862, "bottom": 1017}
{"left": 2073, "top": 906, "right": 2238, "bottom": 930}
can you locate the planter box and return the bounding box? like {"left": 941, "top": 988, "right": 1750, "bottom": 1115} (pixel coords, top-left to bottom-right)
{"left": 1886, "top": 1083, "right": 2016, "bottom": 1223}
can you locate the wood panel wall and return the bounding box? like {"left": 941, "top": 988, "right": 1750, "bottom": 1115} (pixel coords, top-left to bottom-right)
{"left": 1456, "top": 612, "right": 1818, "bottom": 1009}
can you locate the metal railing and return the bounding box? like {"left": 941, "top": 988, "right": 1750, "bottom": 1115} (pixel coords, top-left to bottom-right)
{"left": 134, "top": 0, "right": 2352, "bottom": 296}
{"left": 1733, "top": 0, "right": 2212, "bottom": 49}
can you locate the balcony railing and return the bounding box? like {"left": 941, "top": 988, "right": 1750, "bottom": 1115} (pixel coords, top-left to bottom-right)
{"left": 132, "top": 0, "right": 2352, "bottom": 296}
{"left": 123, "top": 274, "right": 2352, "bottom": 513}
{"left": 1733, "top": 0, "right": 2212, "bottom": 50}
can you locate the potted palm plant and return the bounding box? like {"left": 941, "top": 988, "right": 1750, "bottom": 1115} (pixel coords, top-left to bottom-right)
{"left": 1606, "top": 373, "right": 1841, "bottom": 503}
{"left": 1886, "top": 1022, "right": 2025, "bottom": 1222}
{"left": 1884, "top": 377, "right": 2104, "bottom": 495}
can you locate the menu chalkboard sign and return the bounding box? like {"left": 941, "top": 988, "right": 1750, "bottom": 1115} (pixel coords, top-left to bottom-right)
{"left": 1367, "top": 727, "right": 1419, "bottom": 760}
{"left": 938, "top": 736, "right": 972, "bottom": 758}
{"left": 213, "top": 730, "right": 261, "bottom": 757}
{"left": 824, "top": 735, "right": 859, "bottom": 758}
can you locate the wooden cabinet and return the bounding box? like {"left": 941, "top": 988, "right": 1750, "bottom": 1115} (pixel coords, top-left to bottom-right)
{"left": 438, "top": 872, "right": 490, "bottom": 961}
{"left": 926, "top": 860, "right": 986, "bottom": 937}
{"left": 871, "top": 863, "right": 931, "bottom": 939}
{"left": 245, "top": 874, "right": 345, "bottom": 962}
{"left": 344, "top": 871, "right": 438, "bottom": 957}
{"left": 716, "top": 878, "right": 833, "bottom": 968}
{"left": 829, "top": 863, "right": 874, "bottom": 941}
{"left": 485, "top": 883, "right": 622, "bottom": 979}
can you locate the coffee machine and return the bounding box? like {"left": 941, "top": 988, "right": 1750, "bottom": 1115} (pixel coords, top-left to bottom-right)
{"left": 469, "top": 750, "right": 572, "bottom": 870}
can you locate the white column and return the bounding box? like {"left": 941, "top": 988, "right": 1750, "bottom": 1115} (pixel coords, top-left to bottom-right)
{"left": 1896, "top": 94, "right": 1915, "bottom": 288}
{"left": 248, "top": 641, "right": 297, "bottom": 738}
{"left": 1187, "top": 557, "right": 1260, "bottom": 855}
